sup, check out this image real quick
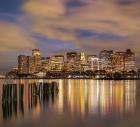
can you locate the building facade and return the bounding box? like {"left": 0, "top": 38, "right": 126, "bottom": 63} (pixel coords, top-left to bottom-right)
{"left": 18, "top": 55, "right": 28, "bottom": 74}
{"left": 99, "top": 50, "right": 113, "bottom": 72}
{"left": 32, "top": 49, "right": 41, "bottom": 72}
{"left": 87, "top": 55, "right": 99, "bottom": 71}
{"left": 67, "top": 52, "right": 79, "bottom": 71}
{"left": 124, "top": 49, "right": 136, "bottom": 71}
{"left": 27, "top": 56, "right": 35, "bottom": 74}
{"left": 67, "top": 52, "right": 84, "bottom": 72}
{"left": 41, "top": 57, "right": 51, "bottom": 72}
{"left": 112, "top": 49, "right": 135, "bottom": 72}
{"left": 17, "top": 49, "right": 136, "bottom": 75}
{"left": 49, "top": 55, "right": 64, "bottom": 72}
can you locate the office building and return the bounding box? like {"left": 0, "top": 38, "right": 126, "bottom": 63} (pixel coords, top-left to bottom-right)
{"left": 87, "top": 55, "right": 99, "bottom": 71}
{"left": 112, "top": 49, "right": 135, "bottom": 72}
{"left": 50, "top": 55, "right": 64, "bottom": 71}
{"left": 99, "top": 50, "right": 113, "bottom": 72}
{"left": 27, "top": 56, "right": 35, "bottom": 74}
{"left": 32, "top": 49, "right": 41, "bottom": 72}
{"left": 18, "top": 55, "right": 28, "bottom": 74}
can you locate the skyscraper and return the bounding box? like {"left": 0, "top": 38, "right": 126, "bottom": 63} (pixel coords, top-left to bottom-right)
{"left": 67, "top": 52, "right": 81, "bottom": 72}
{"left": 27, "top": 56, "right": 35, "bottom": 74}
{"left": 112, "top": 52, "right": 125, "bottom": 72}
{"left": 99, "top": 50, "right": 113, "bottom": 72}
{"left": 32, "top": 49, "right": 41, "bottom": 72}
{"left": 112, "top": 49, "right": 136, "bottom": 72}
{"left": 67, "top": 52, "right": 77, "bottom": 71}
{"left": 125, "top": 49, "right": 136, "bottom": 71}
{"left": 41, "top": 57, "right": 51, "bottom": 72}
{"left": 80, "top": 51, "right": 86, "bottom": 65}
{"left": 18, "top": 55, "right": 28, "bottom": 74}
{"left": 50, "top": 55, "right": 64, "bottom": 71}
{"left": 87, "top": 55, "right": 99, "bottom": 71}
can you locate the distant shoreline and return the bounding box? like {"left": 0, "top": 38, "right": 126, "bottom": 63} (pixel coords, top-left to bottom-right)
{"left": 1, "top": 77, "right": 140, "bottom": 80}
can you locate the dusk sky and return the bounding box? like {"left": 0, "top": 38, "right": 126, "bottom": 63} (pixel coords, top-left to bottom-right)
{"left": 0, "top": 0, "right": 140, "bottom": 72}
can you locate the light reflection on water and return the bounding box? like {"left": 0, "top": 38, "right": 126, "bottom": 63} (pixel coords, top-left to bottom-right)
{"left": 57, "top": 80, "right": 136, "bottom": 117}
{"left": 0, "top": 79, "right": 138, "bottom": 127}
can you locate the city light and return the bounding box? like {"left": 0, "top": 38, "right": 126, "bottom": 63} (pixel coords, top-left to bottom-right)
{"left": 6, "top": 49, "right": 139, "bottom": 79}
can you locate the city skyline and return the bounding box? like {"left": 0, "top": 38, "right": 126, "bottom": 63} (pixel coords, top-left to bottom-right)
{"left": 0, "top": 0, "right": 140, "bottom": 72}
{"left": 0, "top": 47, "right": 139, "bottom": 73}
{"left": 16, "top": 48, "right": 136, "bottom": 76}
{"left": 0, "top": 48, "right": 139, "bottom": 73}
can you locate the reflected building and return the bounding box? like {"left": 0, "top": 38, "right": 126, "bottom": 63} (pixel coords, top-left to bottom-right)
{"left": 0, "top": 79, "right": 137, "bottom": 121}
{"left": 56, "top": 79, "right": 136, "bottom": 117}
{"left": 0, "top": 79, "right": 59, "bottom": 121}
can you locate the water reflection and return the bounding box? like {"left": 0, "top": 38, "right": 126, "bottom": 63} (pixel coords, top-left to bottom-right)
{"left": 0, "top": 79, "right": 59, "bottom": 121}
{"left": 0, "top": 79, "right": 137, "bottom": 122}
{"left": 56, "top": 80, "right": 136, "bottom": 117}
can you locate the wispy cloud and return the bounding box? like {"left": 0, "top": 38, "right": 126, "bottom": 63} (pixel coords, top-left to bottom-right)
{"left": 0, "top": 21, "right": 36, "bottom": 52}
{"left": 22, "top": 0, "right": 140, "bottom": 51}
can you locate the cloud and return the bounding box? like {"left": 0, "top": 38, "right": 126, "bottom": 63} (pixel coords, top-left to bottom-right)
{"left": 0, "top": 21, "right": 36, "bottom": 52}
{"left": 23, "top": 0, "right": 65, "bottom": 18}
{"left": 22, "top": 0, "right": 140, "bottom": 45}
{"left": 22, "top": 0, "right": 140, "bottom": 37}
{"left": 0, "top": 21, "right": 37, "bottom": 71}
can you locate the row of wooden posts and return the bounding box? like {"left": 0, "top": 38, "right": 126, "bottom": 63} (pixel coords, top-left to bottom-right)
{"left": 2, "top": 82, "right": 59, "bottom": 121}
{"left": 2, "top": 82, "right": 59, "bottom": 102}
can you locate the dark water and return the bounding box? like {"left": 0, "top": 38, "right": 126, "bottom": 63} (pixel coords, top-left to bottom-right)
{"left": 0, "top": 79, "right": 140, "bottom": 127}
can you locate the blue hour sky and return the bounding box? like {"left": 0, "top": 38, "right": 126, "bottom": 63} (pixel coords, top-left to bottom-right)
{"left": 0, "top": 0, "right": 140, "bottom": 72}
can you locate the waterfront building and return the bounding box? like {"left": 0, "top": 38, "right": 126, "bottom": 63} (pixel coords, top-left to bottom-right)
{"left": 32, "top": 49, "right": 41, "bottom": 72}
{"left": 17, "top": 49, "right": 137, "bottom": 76}
{"left": 27, "top": 56, "right": 35, "bottom": 74}
{"left": 18, "top": 55, "right": 28, "bottom": 74}
{"left": 41, "top": 57, "right": 51, "bottom": 72}
{"left": 99, "top": 50, "right": 113, "bottom": 72}
{"left": 67, "top": 52, "right": 78, "bottom": 71}
{"left": 80, "top": 51, "right": 88, "bottom": 71}
{"left": 50, "top": 55, "right": 64, "bottom": 72}
{"left": 124, "top": 49, "right": 136, "bottom": 71}
{"left": 112, "top": 49, "right": 136, "bottom": 72}
{"left": 66, "top": 52, "right": 82, "bottom": 72}
{"left": 87, "top": 55, "right": 99, "bottom": 71}
{"left": 18, "top": 49, "right": 41, "bottom": 74}
{"left": 80, "top": 51, "right": 86, "bottom": 65}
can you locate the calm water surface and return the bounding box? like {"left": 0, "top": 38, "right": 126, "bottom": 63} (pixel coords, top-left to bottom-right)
{"left": 0, "top": 79, "right": 140, "bottom": 127}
